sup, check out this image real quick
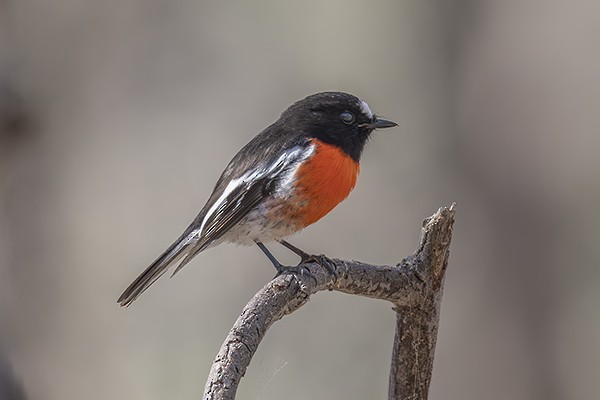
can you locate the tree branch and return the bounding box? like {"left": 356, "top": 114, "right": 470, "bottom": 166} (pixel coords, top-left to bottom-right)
{"left": 203, "top": 204, "right": 455, "bottom": 400}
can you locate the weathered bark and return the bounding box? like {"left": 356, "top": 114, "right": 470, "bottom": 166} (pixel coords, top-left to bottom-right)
{"left": 203, "top": 205, "right": 455, "bottom": 400}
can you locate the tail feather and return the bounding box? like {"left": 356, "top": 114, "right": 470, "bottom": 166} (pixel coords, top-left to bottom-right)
{"left": 117, "top": 231, "right": 196, "bottom": 307}
{"left": 170, "top": 245, "right": 205, "bottom": 277}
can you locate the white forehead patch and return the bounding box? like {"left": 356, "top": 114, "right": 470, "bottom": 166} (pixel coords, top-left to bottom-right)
{"left": 358, "top": 100, "right": 373, "bottom": 119}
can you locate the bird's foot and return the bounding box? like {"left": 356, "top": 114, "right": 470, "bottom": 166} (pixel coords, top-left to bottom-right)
{"left": 297, "top": 254, "right": 338, "bottom": 282}
{"left": 274, "top": 263, "right": 318, "bottom": 287}
{"left": 278, "top": 241, "right": 337, "bottom": 281}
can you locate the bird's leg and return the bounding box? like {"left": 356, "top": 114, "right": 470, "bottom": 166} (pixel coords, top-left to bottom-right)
{"left": 278, "top": 240, "right": 311, "bottom": 262}
{"left": 255, "top": 241, "right": 300, "bottom": 276}
{"left": 255, "top": 241, "right": 284, "bottom": 271}
{"left": 255, "top": 241, "right": 316, "bottom": 284}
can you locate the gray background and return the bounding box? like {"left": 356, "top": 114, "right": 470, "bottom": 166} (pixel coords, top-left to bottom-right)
{"left": 1, "top": 1, "right": 599, "bottom": 399}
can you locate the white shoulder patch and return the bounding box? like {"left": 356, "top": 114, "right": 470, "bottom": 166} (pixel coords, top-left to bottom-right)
{"left": 274, "top": 143, "right": 315, "bottom": 197}
{"left": 359, "top": 100, "right": 373, "bottom": 119}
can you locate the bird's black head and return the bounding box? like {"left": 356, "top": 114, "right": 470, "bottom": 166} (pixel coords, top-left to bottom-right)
{"left": 280, "top": 92, "right": 397, "bottom": 162}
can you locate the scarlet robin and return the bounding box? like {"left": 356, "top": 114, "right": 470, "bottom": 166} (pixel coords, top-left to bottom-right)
{"left": 118, "top": 92, "right": 397, "bottom": 306}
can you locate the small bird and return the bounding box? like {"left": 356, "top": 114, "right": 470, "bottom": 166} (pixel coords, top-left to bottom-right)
{"left": 118, "top": 92, "right": 397, "bottom": 306}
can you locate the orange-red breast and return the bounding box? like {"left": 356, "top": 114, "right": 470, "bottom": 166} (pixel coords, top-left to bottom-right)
{"left": 118, "top": 92, "right": 397, "bottom": 306}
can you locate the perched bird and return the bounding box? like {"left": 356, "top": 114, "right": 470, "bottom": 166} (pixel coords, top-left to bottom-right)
{"left": 118, "top": 92, "right": 397, "bottom": 306}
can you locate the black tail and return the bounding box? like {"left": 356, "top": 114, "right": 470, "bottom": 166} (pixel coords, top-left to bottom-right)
{"left": 117, "top": 230, "right": 196, "bottom": 307}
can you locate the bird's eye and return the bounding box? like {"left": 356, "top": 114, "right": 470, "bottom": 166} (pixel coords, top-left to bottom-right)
{"left": 340, "top": 111, "right": 355, "bottom": 125}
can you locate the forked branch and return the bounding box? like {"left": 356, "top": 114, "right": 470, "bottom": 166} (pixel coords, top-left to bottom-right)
{"left": 203, "top": 204, "right": 455, "bottom": 400}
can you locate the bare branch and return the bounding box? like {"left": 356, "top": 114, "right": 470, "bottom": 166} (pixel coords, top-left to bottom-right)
{"left": 203, "top": 205, "right": 455, "bottom": 400}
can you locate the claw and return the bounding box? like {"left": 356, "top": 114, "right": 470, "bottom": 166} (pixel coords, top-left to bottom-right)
{"left": 274, "top": 264, "right": 318, "bottom": 287}
{"left": 315, "top": 255, "right": 338, "bottom": 281}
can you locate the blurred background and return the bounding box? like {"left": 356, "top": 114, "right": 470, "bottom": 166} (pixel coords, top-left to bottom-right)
{"left": 1, "top": 1, "right": 599, "bottom": 399}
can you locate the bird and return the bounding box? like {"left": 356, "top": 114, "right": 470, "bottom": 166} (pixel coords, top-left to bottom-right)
{"left": 117, "top": 91, "right": 397, "bottom": 306}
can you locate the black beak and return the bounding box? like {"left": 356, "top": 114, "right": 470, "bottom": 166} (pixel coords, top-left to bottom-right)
{"left": 372, "top": 117, "right": 398, "bottom": 129}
